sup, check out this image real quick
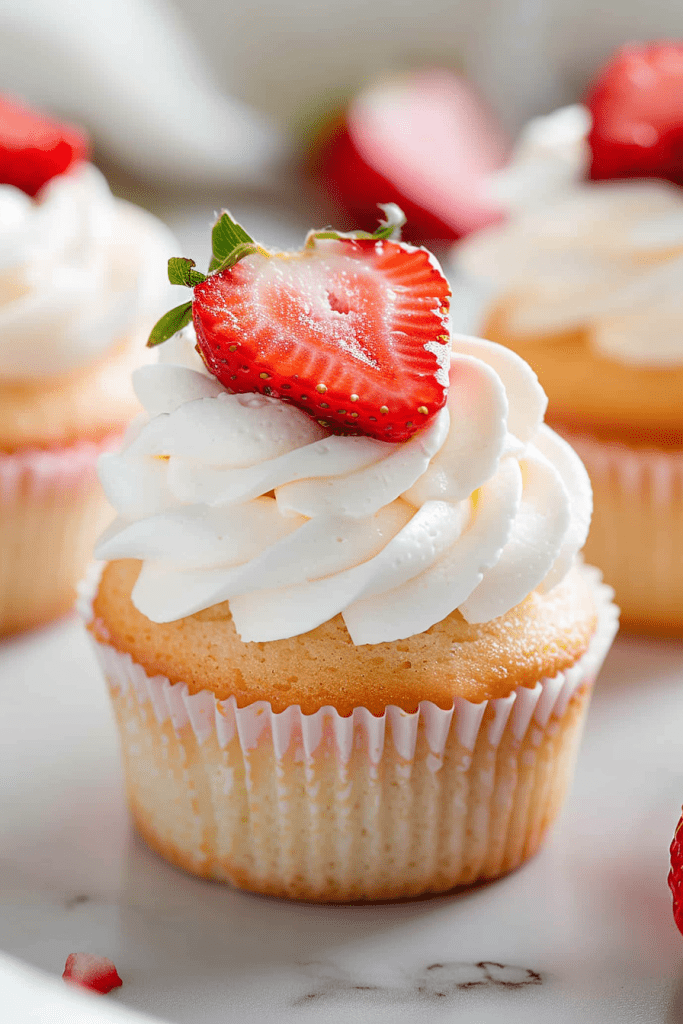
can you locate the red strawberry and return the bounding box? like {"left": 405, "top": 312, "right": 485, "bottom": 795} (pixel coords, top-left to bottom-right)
{"left": 0, "top": 94, "right": 89, "bottom": 197}
{"left": 189, "top": 226, "right": 451, "bottom": 442}
{"left": 587, "top": 42, "right": 683, "bottom": 185}
{"left": 313, "top": 70, "right": 510, "bottom": 243}
{"left": 669, "top": 809, "right": 683, "bottom": 936}
{"left": 62, "top": 953, "right": 123, "bottom": 994}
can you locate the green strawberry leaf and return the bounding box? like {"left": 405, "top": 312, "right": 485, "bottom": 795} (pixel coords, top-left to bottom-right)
{"left": 168, "top": 257, "right": 206, "bottom": 287}
{"left": 147, "top": 213, "right": 266, "bottom": 348}
{"left": 210, "top": 241, "right": 267, "bottom": 274}
{"left": 147, "top": 301, "right": 193, "bottom": 347}
{"left": 209, "top": 211, "right": 255, "bottom": 272}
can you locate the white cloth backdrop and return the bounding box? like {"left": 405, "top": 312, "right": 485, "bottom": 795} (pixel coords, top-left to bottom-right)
{"left": 0, "top": 0, "right": 683, "bottom": 185}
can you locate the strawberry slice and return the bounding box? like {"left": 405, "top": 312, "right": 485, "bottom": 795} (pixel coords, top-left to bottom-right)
{"left": 62, "top": 953, "right": 123, "bottom": 994}
{"left": 0, "top": 94, "right": 89, "bottom": 197}
{"left": 587, "top": 42, "right": 683, "bottom": 185}
{"left": 149, "top": 209, "right": 451, "bottom": 442}
{"left": 313, "top": 70, "right": 510, "bottom": 242}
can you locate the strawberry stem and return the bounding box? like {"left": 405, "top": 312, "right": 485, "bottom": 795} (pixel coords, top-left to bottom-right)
{"left": 308, "top": 203, "right": 406, "bottom": 245}
{"left": 210, "top": 241, "right": 270, "bottom": 274}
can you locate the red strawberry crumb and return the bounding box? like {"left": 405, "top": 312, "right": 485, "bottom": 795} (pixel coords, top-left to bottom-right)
{"left": 669, "top": 810, "right": 683, "bottom": 936}
{"left": 63, "top": 953, "right": 123, "bottom": 994}
{"left": 587, "top": 42, "right": 683, "bottom": 185}
{"left": 0, "top": 94, "right": 89, "bottom": 197}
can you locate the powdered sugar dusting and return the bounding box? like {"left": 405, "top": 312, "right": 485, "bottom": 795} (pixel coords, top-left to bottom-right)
{"left": 250, "top": 249, "right": 384, "bottom": 369}
{"left": 425, "top": 337, "right": 451, "bottom": 388}
{"left": 334, "top": 328, "right": 380, "bottom": 368}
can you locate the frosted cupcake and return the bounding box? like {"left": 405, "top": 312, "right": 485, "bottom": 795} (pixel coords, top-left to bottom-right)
{"left": 0, "top": 95, "right": 177, "bottom": 634}
{"left": 83, "top": 208, "right": 617, "bottom": 901}
{"left": 453, "top": 94, "right": 683, "bottom": 635}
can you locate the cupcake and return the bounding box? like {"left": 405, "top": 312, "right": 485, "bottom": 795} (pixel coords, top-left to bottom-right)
{"left": 452, "top": 46, "right": 683, "bottom": 635}
{"left": 0, "top": 95, "right": 177, "bottom": 635}
{"left": 83, "top": 207, "right": 617, "bottom": 901}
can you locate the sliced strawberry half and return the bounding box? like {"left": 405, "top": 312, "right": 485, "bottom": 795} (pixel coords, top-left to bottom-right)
{"left": 148, "top": 210, "right": 452, "bottom": 442}
{"left": 63, "top": 953, "right": 123, "bottom": 994}
{"left": 189, "top": 226, "right": 450, "bottom": 442}
{"left": 0, "top": 94, "right": 89, "bottom": 197}
{"left": 587, "top": 42, "right": 683, "bottom": 185}
{"left": 313, "top": 70, "right": 511, "bottom": 242}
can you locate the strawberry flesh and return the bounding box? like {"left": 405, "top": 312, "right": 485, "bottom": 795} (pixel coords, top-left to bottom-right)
{"left": 0, "top": 95, "right": 89, "bottom": 197}
{"left": 193, "top": 236, "right": 451, "bottom": 442}
{"left": 63, "top": 953, "right": 123, "bottom": 994}
{"left": 587, "top": 42, "right": 683, "bottom": 185}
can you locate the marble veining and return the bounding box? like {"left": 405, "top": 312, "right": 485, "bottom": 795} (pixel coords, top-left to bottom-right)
{"left": 63, "top": 894, "right": 92, "bottom": 910}
{"left": 293, "top": 960, "right": 543, "bottom": 1005}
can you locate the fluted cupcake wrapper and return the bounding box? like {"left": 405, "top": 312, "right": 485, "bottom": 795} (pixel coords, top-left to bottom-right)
{"left": 0, "top": 438, "right": 118, "bottom": 635}
{"left": 81, "top": 565, "right": 618, "bottom": 902}
{"left": 560, "top": 427, "right": 683, "bottom": 634}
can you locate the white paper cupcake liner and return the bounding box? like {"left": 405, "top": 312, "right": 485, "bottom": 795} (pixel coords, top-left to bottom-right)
{"left": 0, "top": 438, "right": 119, "bottom": 635}
{"left": 564, "top": 430, "right": 683, "bottom": 502}
{"left": 559, "top": 427, "right": 683, "bottom": 632}
{"left": 82, "top": 564, "right": 618, "bottom": 901}
{"left": 0, "top": 435, "right": 119, "bottom": 500}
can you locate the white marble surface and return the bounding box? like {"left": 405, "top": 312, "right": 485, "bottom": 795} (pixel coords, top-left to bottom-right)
{"left": 1, "top": 614, "right": 683, "bottom": 1024}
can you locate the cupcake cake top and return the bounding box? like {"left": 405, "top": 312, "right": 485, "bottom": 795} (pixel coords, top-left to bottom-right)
{"left": 0, "top": 95, "right": 177, "bottom": 381}
{"left": 96, "top": 208, "right": 592, "bottom": 645}
{"left": 454, "top": 43, "right": 683, "bottom": 368}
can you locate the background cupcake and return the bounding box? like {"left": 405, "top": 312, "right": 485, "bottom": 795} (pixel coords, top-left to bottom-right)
{"left": 452, "top": 44, "right": 683, "bottom": 635}
{"left": 83, "top": 213, "right": 617, "bottom": 901}
{"left": 0, "top": 95, "right": 177, "bottom": 635}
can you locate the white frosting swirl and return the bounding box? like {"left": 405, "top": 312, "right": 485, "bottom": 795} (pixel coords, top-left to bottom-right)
{"left": 95, "top": 329, "right": 592, "bottom": 644}
{"left": 0, "top": 164, "right": 178, "bottom": 380}
{"left": 453, "top": 105, "right": 683, "bottom": 367}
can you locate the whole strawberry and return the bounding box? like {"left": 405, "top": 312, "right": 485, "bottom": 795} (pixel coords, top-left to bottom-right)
{"left": 587, "top": 42, "right": 683, "bottom": 185}
{"left": 669, "top": 809, "right": 683, "bottom": 936}
{"left": 0, "top": 94, "right": 88, "bottom": 197}
{"left": 149, "top": 205, "right": 451, "bottom": 443}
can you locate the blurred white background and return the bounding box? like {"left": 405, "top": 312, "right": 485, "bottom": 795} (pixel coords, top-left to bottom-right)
{"left": 2, "top": 0, "right": 683, "bottom": 189}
